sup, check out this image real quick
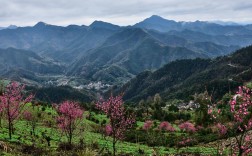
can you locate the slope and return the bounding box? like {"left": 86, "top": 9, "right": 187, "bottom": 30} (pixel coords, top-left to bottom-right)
{"left": 0, "top": 48, "right": 64, "bottom": 85}
{"left": 113, "top": 45, "right": 252, "bottom": 102}
{"left": 68, "top": 28, "right": 208, "bottom": 84}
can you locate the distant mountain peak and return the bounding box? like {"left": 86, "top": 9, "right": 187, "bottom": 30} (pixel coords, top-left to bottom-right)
{"left": 90, "top": 20, "right": 106, "bottom": 26}
{"left": 0, "top": 25, "right": 18, "bottom": 30}
{"left": 145, "top": 15, "right": 175, "bottom": 23}
{"left": 7, "top": 25, "right": 18, "bottom": 29}
{"left": 134, "top": 15, "right": 177, "bottom": 27}
{"left": 149, "top": 15, "right": 163, "bottom": 19}
{"left": 89, "top": 20, "right": 120, "bottom": 30}
{"left": 134, "top": 15, "right": 178, "bottom": 32}
{"left": 34, "top": 21, "right": 48, "bottom": 27}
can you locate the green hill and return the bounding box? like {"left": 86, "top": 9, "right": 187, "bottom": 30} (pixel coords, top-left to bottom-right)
{"left": 112, "top": 45, "right": 252, "bottom": 102}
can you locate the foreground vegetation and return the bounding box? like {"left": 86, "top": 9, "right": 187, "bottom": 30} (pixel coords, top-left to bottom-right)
{"left": 0, "top": 81, "right": 252, "bottom": 155}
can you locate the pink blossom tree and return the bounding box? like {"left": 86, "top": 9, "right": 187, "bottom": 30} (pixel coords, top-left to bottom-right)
{"left": 159, "top": 121, "right": 176, "bottom": 132}
{"left": 177, "top": 121, "right": 196, "bottom": 151}
{"left": 0, "top": 81, "right": 33, "bottom": 139}
{"left": 0, "top": 82, "right": 4, "bottom": 127}
{"left": 209, "top": 86, "right": 252, "bottom": 156}
{"left": 143, "top": 120, "right": 153, "bottom": 130}
{"left": 56, "top": 101, "right": 84, "bottom": 145}
{"left": 215, "top": 123, "right": 227, "bottom": 136}
{"left": 23, "top": 107, "right": 40, "bottom": 136}
{"left": 96, "top": 95, "right": 135, "bottom": 156}
{"left": 208, "top": 102, "right": 229, "bottom": 155}
{"left": 178, "top": 121, "right": 196, "bottom": 133}
{"left": 227, "top": 86, "right": 252, "bottom": 155}
{"left": 178, "top": 138, "right": 193, "bottom": 147}
{"left": 215, "top": 123, "right": 228, "bottom": 155}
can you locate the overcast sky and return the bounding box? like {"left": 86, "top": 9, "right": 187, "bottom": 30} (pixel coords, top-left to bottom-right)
{"left": 0, "top": 0, "right": 252, "bottom": 27}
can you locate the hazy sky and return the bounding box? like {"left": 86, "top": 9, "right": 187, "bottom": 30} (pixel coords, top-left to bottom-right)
{"left": 0, "top": 0, "right": 252, "bottom": 27}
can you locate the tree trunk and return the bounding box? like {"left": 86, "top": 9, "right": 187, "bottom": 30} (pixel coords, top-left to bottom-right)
{"left": 68, "top": 117, "right": 73, "bottom": 146}
{"left": 113, "top": 137, "right": 116, "bottom": 156}
{"left": 238, "top": 147, "right": 243, "bottom": 156}
{"left": 69, "top": 122, "right": 73, "bottom": 145}
{"left": 11, "top": 123, "right": 14, "bottom": 134}
{"left": 69, "top": 133, "right": 72, "bottom": 145}
{"left": 0, "top": 113, "right": 3, "bottom": 128}
{"left": 47, "top": 139, "right": 50, "bottom": 146}
{"left": 8, "top": 121, "right": 12, "bottom": 139}
{"left": 32, "top": 125, "right": 35, "bottom": 136}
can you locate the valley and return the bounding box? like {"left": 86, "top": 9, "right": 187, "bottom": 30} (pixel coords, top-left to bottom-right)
{"left": 1, "top": 15, "right": 252, "bottom": 91}
{"left": 1, "top": 13, "right": 252, "bottom": 156}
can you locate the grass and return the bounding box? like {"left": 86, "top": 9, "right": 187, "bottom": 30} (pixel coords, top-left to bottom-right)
{"left": 0, "top": 105, "right": 217, "bottom": 155}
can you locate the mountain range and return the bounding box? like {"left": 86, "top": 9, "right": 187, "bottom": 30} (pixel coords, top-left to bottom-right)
{"left": 111, "top": 45, "right": 252, "bottom": 103}
{"left": 0, "top": 25, "right": 17, "bottom": 30}
{"left": 0, "top": 15, "right": 252, "bottom": 88}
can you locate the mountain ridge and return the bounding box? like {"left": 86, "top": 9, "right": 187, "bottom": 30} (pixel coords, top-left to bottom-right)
{"left": 0, "top": 15, "right": 252, "bottom": 87}
{"left": 111, "top": 45, "right": 252, "bottom": 103}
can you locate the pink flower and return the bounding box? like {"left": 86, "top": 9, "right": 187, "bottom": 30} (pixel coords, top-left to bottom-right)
{"left": 159, "top": 121, "right": 175, "bottom": 132}
{"left": 56, "top": 101, "right": 84, "bottom": 144}
{"left": 245, "top": 135, "right": 251, "bottom": 142}
{"left": 216, "top": 123, "right": 227, "bottom": 136}
{"left": 179, "top": 138, "right": 193, "bottom": 146}
{"left": 0, "top": 81, "right": 33, "bottom": 139}
{"left": 179, "top": 121, "right": 196, "bottom": 133}
{"left": 96, "top": 95, "right": 135, "bottom": 140}
{"left": 208, "top": 109, "right": 212, "bottom": 114}
{"left": 211, "top": 86, "right": 252, "bottom": 155}
{"left": 105, "top": 124, "right": 112, "bottom": 136}
{"left": 143, "top": 120, "right": 153, "bottom": 130}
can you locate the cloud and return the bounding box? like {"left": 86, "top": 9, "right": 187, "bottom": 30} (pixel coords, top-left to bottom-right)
{"left": 0, "top": 0, "right": 251, "bottom": 26}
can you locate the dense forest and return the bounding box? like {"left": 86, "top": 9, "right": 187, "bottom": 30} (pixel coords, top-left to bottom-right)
{"left": 113, "top": 45, "right": 252, "bottom": 103}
